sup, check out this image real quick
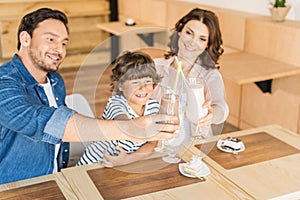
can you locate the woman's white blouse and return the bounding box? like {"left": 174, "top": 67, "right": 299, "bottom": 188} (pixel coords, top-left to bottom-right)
{"left": 154, "top": 57, "right": 229, "bottom": 125}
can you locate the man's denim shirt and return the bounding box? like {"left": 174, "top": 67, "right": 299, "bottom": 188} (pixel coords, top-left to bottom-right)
{"left": 0, "top": 54, "right": 76, "bottom": 184}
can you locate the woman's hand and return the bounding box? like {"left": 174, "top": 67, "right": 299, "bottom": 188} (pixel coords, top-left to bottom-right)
{"left": 198, "top": 99, "right": 213, "bottom": 128}
{"left": 190, "top": 100, "right": 213, "bottom": 139}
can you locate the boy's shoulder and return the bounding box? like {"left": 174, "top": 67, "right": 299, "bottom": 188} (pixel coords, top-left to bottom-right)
{"left": 108, "top": 94, "right": 126, "bottom": 102}
{"left": 105, "top": 95, "right": 129, "bottom": 108}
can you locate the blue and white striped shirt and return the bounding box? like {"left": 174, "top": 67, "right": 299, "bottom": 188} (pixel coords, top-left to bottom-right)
{"left": 77, "top": 95, "right": 159, "bottom": 165}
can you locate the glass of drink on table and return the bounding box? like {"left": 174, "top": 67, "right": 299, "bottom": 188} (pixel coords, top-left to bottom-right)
{"left": 186, "top": 77, "right": 208, "bottom": 140}
{"left": 155, "top": 86, "right": 181, "bottom": 163}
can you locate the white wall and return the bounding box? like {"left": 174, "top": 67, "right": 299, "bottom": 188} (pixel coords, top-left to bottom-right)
{"left": 180, "top": 0, "right": 300, "bottom": 21}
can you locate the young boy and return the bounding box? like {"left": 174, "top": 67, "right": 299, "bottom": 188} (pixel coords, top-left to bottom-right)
{"left": 77, "top": 51, "right": 162, "bottom": 167}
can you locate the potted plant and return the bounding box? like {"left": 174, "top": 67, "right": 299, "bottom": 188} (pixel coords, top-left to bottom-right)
{"left": 269, "top": 0, "right": 291, "bottom": 22}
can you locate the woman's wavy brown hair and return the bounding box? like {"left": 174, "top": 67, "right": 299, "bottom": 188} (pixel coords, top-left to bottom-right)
{"left": 167, "top": 8, "right": 224, "bottom": 69}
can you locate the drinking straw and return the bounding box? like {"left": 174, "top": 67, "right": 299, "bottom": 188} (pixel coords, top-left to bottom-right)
{"left": 174, "top": 56, "right": 189, "bottom": 89}
{"left": 180, "top": 68, "right": 189, "bottom": 87}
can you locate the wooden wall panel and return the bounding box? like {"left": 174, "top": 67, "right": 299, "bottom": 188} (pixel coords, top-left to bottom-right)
{"left": 217, "top": 11, "right": 246, "bottom": 51}
{"left": 240, "top": 82, "right": 300, "bottom": 132}
{"left": 118, "top": 0, "right": 141, "bottom": 20}
{"left": 0, "top": 17, "right": 110, "bottom": 58}
{"left": 165, "top": 1, "right": 197, "bottom": 29}
{"left": 118, "top": 0, "right": 167, "bottom": 27}
{"left": 140, "top": 0, "right": 167, "bottom": 27}
{"left": 0, "top": 1, "right": 109, "bottom": 59}
{"left": 273, "top": 75, "right": 300, "bottom": 134}
{"left": 222, "top": 78, "right": 241, "bottom": 127}
{"left": 245, "top": 18, "right": 300, "bottom": 67}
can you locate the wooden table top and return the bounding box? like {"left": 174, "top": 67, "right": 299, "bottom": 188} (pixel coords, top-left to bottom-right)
{"left": 195, "top": 125, "right": 300, "bottom": 199}
{"left": 219, "top": 52, "right": 300, "bottom": 85}
{"left": 61, "top": 152, "right": 253, "bottom": 200}
{"left": 5, "top": 125, "right": 299, "bottom": 199}
{"left": 198, "top": 131, "right": 300, "bottom": 169}
{"left": 0, "top": 173, "right": 78, "bottom": 200}
{"left": 0, "top": 181, "right": 66, "bottom": 200}
{"left": 97, "top": 21, "right": 164, "bottom": 35}
{"left": 87, "top": 158, "right": 203, "bottom": 200}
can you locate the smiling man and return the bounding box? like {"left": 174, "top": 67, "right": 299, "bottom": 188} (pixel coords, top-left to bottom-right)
{"left": 0, "top": 8, "right": 178, "bottom": 185}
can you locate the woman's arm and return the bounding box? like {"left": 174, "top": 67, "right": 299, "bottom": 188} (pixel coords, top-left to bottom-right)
{"left": 205, "top": 71, "right": 229, "bottom": 125}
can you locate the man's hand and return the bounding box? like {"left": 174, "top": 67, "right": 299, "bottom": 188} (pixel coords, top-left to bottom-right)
{"left": 115, "top": 114, "right": 179, "bottom": 142}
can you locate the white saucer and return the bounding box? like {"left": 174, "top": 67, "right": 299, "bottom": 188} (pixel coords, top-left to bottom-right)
{"left": 216, "top": 139, "right": 245, "bottom": 153}
{"left": 178, "top": 162, "right": 211, "bottom": 178}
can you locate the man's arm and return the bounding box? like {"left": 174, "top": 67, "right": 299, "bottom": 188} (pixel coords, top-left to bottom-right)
{"left": 62, "top": 113, "right": 179, "bottom": 143}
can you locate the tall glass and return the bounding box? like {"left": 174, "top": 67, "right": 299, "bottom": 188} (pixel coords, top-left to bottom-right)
{"left": 155, "top": 87, "right": 181, "bottom": 163}
{"left": 186, "top": 77, "right": 208, "bottom": 140}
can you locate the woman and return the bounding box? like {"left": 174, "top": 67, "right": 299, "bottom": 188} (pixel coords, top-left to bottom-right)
{"left": 154, "top": 8, "right": 229, "bottom": 137}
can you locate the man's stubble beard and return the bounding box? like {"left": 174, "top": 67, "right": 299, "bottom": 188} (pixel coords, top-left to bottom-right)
{"left": 29, "top": 49, "right": 61, "bottom": 73}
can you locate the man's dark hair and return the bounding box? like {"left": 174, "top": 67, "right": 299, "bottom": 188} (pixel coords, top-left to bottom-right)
{"left": 17, "top": 8, "right": 69, "bottom": 50}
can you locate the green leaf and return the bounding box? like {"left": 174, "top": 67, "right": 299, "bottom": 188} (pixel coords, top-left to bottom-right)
{"left": 274, "top": 0, "right": 286, "bottom": 7}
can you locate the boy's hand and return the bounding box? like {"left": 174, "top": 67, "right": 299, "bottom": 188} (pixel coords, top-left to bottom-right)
{"left": 102, "top": 147, "right": 128, "bottom": 167}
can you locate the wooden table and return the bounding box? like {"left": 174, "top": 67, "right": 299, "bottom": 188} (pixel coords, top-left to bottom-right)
{"left": 0, "top": 172, "right": 78, "bottom": 200}
{"left": 61, "top": 151, "right": 253, "bottom": 200}
{"left": 194, "top": 124, "right": 300, "bottom": 199}
{"left": 97, "top": 21, "right": 164, "bottom": 36}
{"left": 219, "top": 52, "right": 300, "bottom": 85}
{"left": 97, "top": 21, "right": 166, "bottom": 61}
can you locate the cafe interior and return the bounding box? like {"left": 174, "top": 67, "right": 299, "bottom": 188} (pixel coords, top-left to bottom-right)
{"left": 1, "top": 0, "right": 300, "bottom": 199}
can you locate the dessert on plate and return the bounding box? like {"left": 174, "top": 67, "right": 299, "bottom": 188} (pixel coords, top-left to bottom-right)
{"left": 182, "top": 156, "right": 203, "bottom": 176}
{"left": 222, "top": 137, "right": 243, "bottom": 151}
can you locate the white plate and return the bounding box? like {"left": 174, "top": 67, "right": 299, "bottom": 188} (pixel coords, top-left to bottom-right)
{"left": 216, "top": 139, "right": 245, "bottom": 153}
{"left": 178, "top": 162, "right": 211, "bottom": 178}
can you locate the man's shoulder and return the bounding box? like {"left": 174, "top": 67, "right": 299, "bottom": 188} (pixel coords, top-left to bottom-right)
{"left": 0, "top": 55, "right": 25, "bottom": 79}
{"left": 0, "top": 59, "right": 12, "bottom": 70}
{"left": 0, "top": 60, "right": 17, "bottom": 79}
